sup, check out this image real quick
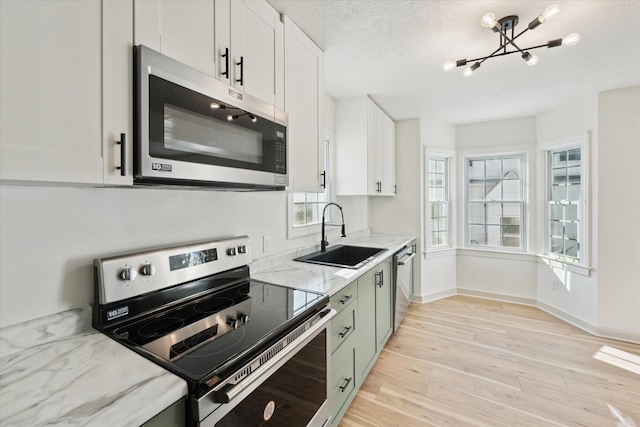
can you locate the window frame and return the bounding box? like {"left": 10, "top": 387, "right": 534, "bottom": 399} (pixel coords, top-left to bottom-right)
{"left": 463, "top": 151, "right": 528, "bottom": 252}
{"left": 537, "top": 132, "right": 590, "bottom": 271}
{"left": 425, "top": 150, "right": 454, "bottom": 251}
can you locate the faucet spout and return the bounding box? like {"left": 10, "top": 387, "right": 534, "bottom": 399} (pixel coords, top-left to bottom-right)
{"left": 321, "top": 202, "right": 346, "bottom": 252}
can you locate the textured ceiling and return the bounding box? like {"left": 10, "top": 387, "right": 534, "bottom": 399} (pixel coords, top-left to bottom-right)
{"left": 267, "top": 0, "right": 640, "bottom": 124}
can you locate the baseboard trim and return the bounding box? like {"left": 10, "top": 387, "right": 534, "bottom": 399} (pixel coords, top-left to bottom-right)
{"left": 418, "top": 288, "right": 639, "bottom": 345}
{"left": 536, "top": 300, "right": 597, "bottom": 335}
{"left": 456, "top": 288, "right": 537, "bottom": 306}
{"left": 414, "top": 289, "right": 457, "bottom": 304}
{"left": 596, "top": 327, "right": 640, "bottom": 345}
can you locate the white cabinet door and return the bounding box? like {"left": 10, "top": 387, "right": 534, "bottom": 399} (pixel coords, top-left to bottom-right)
{"left": 227, "top": 0, "right": 284, "bottom": 108}
{"left": 134, "top": 0, "right": 215, "bottom": 77}
{"left": 284, "top": 17, "right": 325, "bottom": 192}
{"left": 336, "top": 96, "right": 395, "bottom": 196}
{"left": 0, "top": 0, "right": 133, "bottom": 185}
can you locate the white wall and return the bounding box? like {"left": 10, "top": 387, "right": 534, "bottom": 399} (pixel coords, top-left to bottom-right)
{"left": 0, "top": 94, "right": 370, "bottom": 328}
{"left": 455, "top": 117, "right": 538, "bottom": 300}
{"left": 596, "top": 85, "right": 640, "bottom": 339}
{"left": 536, "top": 94, "right": 598, "bottom": 329}
{"left": 369, "top": 119, "right": 422, "bottom": 294}
{"left": 419, "top": 117, "right": 457, "bottom": 301}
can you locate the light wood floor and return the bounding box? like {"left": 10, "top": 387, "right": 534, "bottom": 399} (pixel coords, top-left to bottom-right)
{"left": 340, "top": 295, "right": 640, "bottom": 427}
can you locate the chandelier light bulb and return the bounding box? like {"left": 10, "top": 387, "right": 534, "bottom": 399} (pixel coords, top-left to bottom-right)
{"left": 562, "top": 33, "right": 581, "bottom": 46}
{"left": 443, "top": 61, "right": 455, "bottom": 72}
{"left": 526, "top": 54, "right": 539, "bottom": 66}
{"left": 227, "top": 114, "right": 234, "bottom": 122}
{"left": 249, "top": 114, "right": 257, "bottom": 123}
{"left": 463, "top": 67, "right": 474, "bottom": 77}
{"left": 542, "top": 4, "right": 561, "bottom": 21}
{"left": 210, "top": 102, "right": 220, "bottom": 109}
{"left": 481, "top": 12, "right": 496, "bottom": 28}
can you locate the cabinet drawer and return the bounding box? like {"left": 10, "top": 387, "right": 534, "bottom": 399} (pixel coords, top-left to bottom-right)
{"left": 330, "top": 281, "right": 357, "bottom": 314}
{"left": 330, "top": 304, "right": 356, "bottom": 354}
{"left": 330, "top": 340, "right": 355, "bottom": 418}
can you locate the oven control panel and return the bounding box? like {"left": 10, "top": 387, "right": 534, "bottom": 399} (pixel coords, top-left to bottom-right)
{"left": 95, "top": 236, "right": 252, "bottom": 304}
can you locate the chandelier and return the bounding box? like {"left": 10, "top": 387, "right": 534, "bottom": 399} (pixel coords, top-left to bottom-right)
{"left": 443, "top": 4, "right": 580, "bottom": 76}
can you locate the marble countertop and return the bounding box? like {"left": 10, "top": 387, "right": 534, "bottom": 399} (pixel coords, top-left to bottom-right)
{"left": 0, "top": 308, "right": 187, "bottom": 426}
{"left": 252, "top": 234, "right": 415, "bottom": 296}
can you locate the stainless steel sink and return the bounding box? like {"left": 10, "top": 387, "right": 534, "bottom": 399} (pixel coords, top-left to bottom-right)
{"left": 294, "top": 245, "right": 386, "bottom": 269}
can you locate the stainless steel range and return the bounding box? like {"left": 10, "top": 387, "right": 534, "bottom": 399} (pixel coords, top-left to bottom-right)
{"left": 93, "top": 236, "right": 335, "bottom": 426}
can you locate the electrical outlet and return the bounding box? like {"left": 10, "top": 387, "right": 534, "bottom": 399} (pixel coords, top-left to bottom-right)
{"left": 263, "top": 235, "right": 271, "bottom": 253}
{"left": 552, "top": 279, "right": 559, "bottom": 290}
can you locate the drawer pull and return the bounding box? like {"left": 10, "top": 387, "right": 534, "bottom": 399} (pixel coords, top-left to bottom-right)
{"left": 338, "top": 325, "right": 352, "bottom": 338}
{"left": 339, "top": 377, "right": 352, "bottom": 392}
{"left": 339, "top": 294, "right": 353, "bottom": 305}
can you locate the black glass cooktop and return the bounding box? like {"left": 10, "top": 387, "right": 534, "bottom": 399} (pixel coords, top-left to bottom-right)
{"left": 105, "top": 278, "right": 327, "bottom": 384}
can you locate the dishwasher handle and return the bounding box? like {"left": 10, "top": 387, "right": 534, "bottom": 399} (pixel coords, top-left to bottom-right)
{"left": 397, "top": 249, "right": 415, "bottom": 265}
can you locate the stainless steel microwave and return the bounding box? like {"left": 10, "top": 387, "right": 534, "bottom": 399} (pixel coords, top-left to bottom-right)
{"left": 134, "top": 45, "right": 288, "bottom": 190}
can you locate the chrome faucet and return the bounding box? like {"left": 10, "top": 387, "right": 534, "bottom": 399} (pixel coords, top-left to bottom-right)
{"left": 321, "top": 202, "right": 346, "bottom": 252}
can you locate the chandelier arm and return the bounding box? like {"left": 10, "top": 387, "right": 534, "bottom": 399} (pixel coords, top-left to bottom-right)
{"left": 493, "top": 26, "right": 530, "bottom": 55}
{"left": 467, "top": 43, "right": 553, "bottom": 63}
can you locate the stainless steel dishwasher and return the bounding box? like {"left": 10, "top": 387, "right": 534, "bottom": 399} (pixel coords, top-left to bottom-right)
{"left": 393, "top": 241, "right": 416, "bottom": 332}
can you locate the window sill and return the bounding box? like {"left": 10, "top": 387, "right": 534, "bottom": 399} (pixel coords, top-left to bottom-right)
{"left": 537, "top": 255, "right": 592, "bottom": 277}
{"left": 457, "top": 248, "right": 537, "bottom": 263}
{"left": 424, "top": 247, "right": 456, "bottom": 259}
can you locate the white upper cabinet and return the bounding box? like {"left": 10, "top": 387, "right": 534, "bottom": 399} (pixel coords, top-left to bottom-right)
{"left": 284, "top": 17, "right": 325, "bottom": 193}
{"left": 134, "top": 1, "right": 216, "bottom": 77}
{"left": 336, "top": 96, "right": 395, "bottom": 196}
{"left": 0, "top": 0, "right": 133, "bottom": 185}
{"left": 135, "top": 0, "right": 284, "bottom": 108}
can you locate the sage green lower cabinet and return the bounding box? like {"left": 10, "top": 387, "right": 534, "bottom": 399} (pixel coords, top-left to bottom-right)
{"left": 141, "top": 398, "right": 185, "bottom": 427}
{"left": 331, "top": 256, "right": 395, "bottom": 426}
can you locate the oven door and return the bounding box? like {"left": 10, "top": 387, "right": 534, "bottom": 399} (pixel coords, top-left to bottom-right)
{"left": 199, "top": 309, "right": 335, "bottom": 427}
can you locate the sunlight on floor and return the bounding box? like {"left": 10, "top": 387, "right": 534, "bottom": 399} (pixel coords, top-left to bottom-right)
{"left": 593, "top": 345, "right": 640, "bottom": 375}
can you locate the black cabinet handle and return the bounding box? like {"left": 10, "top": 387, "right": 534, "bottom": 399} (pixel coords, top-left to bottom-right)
{"left": 376, "top": 271, "right": 384, "bottom": 287}
{"left": 339, "top": 294, "right": 352, "bottom": 305}
{"left": 116, "top": 133, "right": 126, "bottom": 176}
{"left": 320, "top": 171, "right": 326, "bottom": 189}
{"left": 221, "top": 47, "right": 229, "bottom": 78}
{"left": 236, "top": 56, "right": 244, "bottom": 85}
{"left": 339, "top": 325, "right": 352, "bottom": 338}
{"left": 339, "top": 377, "right": 352, "bottom": 392}
{"left": 394, "top": 184, "right": 397, "bottom": 194}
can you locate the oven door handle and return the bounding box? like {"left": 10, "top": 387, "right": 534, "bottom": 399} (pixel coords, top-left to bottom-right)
{"left": 210, "top": 308, "right": 336, "bottom": 404}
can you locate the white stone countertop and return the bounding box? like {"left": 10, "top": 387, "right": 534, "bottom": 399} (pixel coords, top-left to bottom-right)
{"left": 0, "top": 308, "right": 187, "bottom": 426}
{"left": 252, "top": 234, "right": 415, "bottom": 296}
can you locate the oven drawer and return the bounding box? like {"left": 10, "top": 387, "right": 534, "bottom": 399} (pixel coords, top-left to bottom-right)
{"left": 330, "top": 338, "right": 356, "bottom": 418}
{"left": 330, "top": 304, "right": 356, "bottom": 354}
{"left": 330, "top": 282, "right": 357, "bottom": 315}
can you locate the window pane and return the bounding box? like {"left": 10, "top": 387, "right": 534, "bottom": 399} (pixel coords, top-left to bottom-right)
{"left": 550, "top": 204, "right": 563, "bottom": 220}
{"left": 567, "top": 148, "right": 581, "bottom": 166}
{"left": 503, "top": 179, "right": 521, "bottom": 200}
{"left": 565, "top": 204, "right": 578, "bottom": 221}
{"left": 469, "top": 160, "right": 484, "bottom": 180}
{"left": 469, "top": 183, "right": 485, "bottom": 201}
{"left": 553, "top": 167, "right": 566, "bottom": 184}
{"left": 431, "top": 219, "right": 440, "bottom": 232}
{"left": 469, "top": 225, "right": 485, "bottom": 245}
{"left": 552, "top": 184, "right": 566, "bottom": 201}
{"left": 440, "top": 231, "right": 448, "bottom": 245}
{"left": 567, "top": 166, "right": 581, "bottom": 184}
{"left": 429, "top": 173, "right": 437, "bottom": 187}
{"left": 469, "top": 203, "right": 485, "bottom": 224}
{"left": 485, "top": 180, "right": 500, "bottom": 200}
{"left": 429, "top": 188, "right": 436, "bottom": 200}
{"left": 502, "top": 230, "right": 520, "bottom": 247}
{"left": 294, "top": 204, "right": 305, "bottom": 226}
{"left": 502, "top": 157, "right": 520, "bottom": 177}
{"left": 435, "top": 159, "right": 444, "bottom": 173}
{"left": 294, "top": 192, "right": 306, "bottom": 203}
{"left": 550, "top": 221, "right": 563, "bottom": 237}
{"left": 486, "top": 225, "right": 501, "bottom": 246}
{"left": 430, "top": 203, "right": 441, "bottom": 218}
{"left": 431, "top": 232, "right": 440, "bottom": 246}
{"left": 565, "top": 222, "right": 578, "bottom": 240}
{"left": 439, "top": 217, "right": 448, "bottom": 231}
{"left": 566, "top": 240, "right": 579, "bottom": 258}
{"left": 553, "top": 151, "right": 566, "bottom": 168}
{"left": 486, "top": 203, "right": 502, "bottom": 225}
{"left": 567, "top": 184, "right": 581, "bottom": 201}
{"left": 550, "top": 237, "right": 564, "bottom": 254}
{"left": 436, "top": 188, "right": 445, "bottom": 200}
{"left": 485, "top": 159, "right": 501, "bottom": 180}
{"left": 429, "top": 159, "right": 436, "bottom": 171}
